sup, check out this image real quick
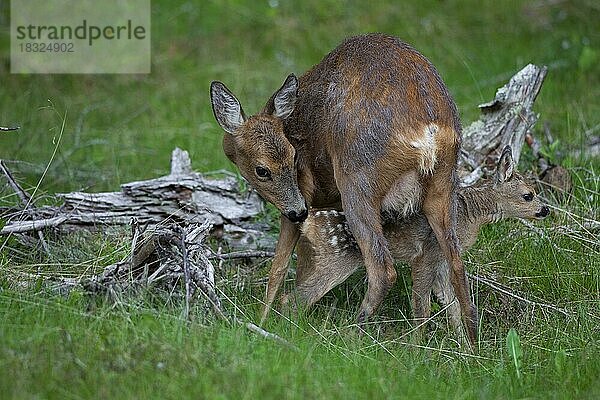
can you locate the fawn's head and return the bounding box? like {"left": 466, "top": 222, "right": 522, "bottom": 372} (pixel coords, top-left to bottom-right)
{"left": 210, "top": 75, "right": 308, "bottom": 222}
{"left": 490, "top": 146, "right": 550, "bottom": 220}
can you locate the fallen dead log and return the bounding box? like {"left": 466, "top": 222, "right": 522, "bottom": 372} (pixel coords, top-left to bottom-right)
{"left": 79, "top": 219, "right": 295, "bottom": 348}
{"left": 1, "top": 148, "right": 274, "bottom": 250}
{"left": 459, "top": 64, "right": 547, "bottom": 185}
{"left": 83, "top": 220, "right": 223, "bottom": 315}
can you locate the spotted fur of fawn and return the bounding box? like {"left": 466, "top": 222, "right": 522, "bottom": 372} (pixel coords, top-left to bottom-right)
{"left": 210, "top": 33, "right": 478, "bottom": 343}
{"left": 291, "top": 146, "right": 550, "bottom": 339}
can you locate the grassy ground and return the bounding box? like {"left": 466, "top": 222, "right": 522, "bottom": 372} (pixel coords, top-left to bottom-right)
{"left": 1, "top": 1, "right": 599, "bottom": 399}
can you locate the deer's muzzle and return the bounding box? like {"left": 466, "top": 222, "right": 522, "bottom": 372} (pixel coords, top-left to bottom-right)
{"left": 536, "top": 205, "right": 550, "bottom": 218}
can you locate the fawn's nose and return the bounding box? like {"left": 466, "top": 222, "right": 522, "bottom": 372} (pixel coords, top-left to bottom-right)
{"left": 286, "top": 207, "right": 308, "bottom": 223}
{"left": 536, "top": 205, "right": 550, "bottom": 218}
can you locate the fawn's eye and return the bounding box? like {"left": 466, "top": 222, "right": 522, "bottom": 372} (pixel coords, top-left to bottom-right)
{"left": 522, "top": 192, "right": 534, "bottom": 202}
{"left": 255, "top": 166, "right": 271, "bottom": 179}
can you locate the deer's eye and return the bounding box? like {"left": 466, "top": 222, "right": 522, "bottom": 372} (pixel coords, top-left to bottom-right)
{"left": 522, "top": 192, "right": 534, "bottom": 202}
{"left": 255, "top": 166, "right": 272, "bottom": 180}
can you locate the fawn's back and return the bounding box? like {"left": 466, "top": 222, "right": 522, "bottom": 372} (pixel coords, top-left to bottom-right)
{"left": 302, "top": 174, "right": 548, "bottom": 267}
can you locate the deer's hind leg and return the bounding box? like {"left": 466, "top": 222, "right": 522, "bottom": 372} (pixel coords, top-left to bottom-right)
{"left": 422, "top": 156, "right": 478, "bottom": 346}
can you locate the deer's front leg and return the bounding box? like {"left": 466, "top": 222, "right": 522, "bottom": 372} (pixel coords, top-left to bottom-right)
{"left": 260, "top": 215, "right": 300, "bottom": 325}
{"left": 423, "top": 169, "right": 478, "bottom": 346}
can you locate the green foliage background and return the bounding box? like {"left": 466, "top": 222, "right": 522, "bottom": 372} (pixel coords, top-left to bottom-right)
{"left": 0, "top": 0, "right": 598, "bottom": 191}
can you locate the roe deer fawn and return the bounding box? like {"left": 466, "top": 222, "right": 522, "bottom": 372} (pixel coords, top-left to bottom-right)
{"left": 210, "top": 33, "right": 477, "bottom": 343}
{"left": 291, "top": 146, "right": 550, "bottom": 338}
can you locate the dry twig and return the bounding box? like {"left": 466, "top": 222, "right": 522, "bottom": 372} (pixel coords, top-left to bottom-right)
{"left": 239, "top": 319, "right": 298, "bottom": 351}
{"left": 181, "top": 226, "right": 192, "bottom": 321}
{"left": 0, "top": 160, "right": 50, "bottom": 253}
{"left": 207, "top": 250, "right": 275, "bottom": 261}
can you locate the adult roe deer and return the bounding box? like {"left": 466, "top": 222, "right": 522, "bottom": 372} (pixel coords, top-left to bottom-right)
{"left": 210, "top": 33, "right": 478, "bottom": 343}
{"left": 289, "top": 146, "right": 550, "bottom": 338}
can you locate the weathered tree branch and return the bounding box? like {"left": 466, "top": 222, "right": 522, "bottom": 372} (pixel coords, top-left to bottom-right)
{"left": 79, "top": 219, "right": 295, "bottom": 348}
{"left": 459, "top": 64, "right": 547, "bottom": 185}
{"left": 1, "top": 148, "right": 272, "bottom": 250}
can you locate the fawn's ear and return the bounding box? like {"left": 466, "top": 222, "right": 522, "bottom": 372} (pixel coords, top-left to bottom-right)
{"left": 263, "top": 74, "right": 298, "bottom": 119}
{"left": 210, "top": 81, "right": 247, "bottom": 134}
{"left": 495, "top": 145, "right": 515, "bottom": 183}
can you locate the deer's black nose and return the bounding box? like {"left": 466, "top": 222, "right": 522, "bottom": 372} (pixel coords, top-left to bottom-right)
{"left": 286, "top": 208, "right": 308, "bottom": 223}
{"left": 536, "top": 205, "right": 550, "bottom": 218}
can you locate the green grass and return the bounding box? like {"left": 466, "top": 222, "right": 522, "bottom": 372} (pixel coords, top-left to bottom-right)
{"left": 0, "top": 278, "right": 598, "bottom": 399}
{"left": 1, "top": 0, "right": 599, "bottom": 398}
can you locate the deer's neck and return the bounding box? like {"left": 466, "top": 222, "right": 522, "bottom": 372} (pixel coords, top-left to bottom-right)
{"left": 456, "top": 185, "right": 499, "bottom": 248}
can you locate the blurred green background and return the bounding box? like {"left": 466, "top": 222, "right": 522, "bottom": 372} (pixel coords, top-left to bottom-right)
{"left": 0, "top": 0, "right": 598, "bottom": 196}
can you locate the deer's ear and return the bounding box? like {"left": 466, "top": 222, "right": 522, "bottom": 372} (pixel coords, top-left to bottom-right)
{"left": 210, "top": 81, "right": 246, "bottom": 134}
{"left": 263, "top": 74, "right": 298, "bottom": 119}
{"left": 495, "top": 145, "right": 515, "bottom": 183}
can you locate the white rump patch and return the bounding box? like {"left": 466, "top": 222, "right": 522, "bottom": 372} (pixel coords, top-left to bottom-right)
{"left": 410, "top": 124, "right": 438, "bottom": 175}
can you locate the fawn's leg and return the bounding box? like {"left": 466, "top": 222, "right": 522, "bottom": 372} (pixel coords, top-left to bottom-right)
{"left": 294, "top": 235, "right": 316, "bottom": 286}
{"left": 410, "top": 254, "right": 435, "bottom": 330}
{"left": 431, "top": 258, "right": 464, "bottom": 339}
{"left": 293, "top": 250, "right": 362, "bottom": 309}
